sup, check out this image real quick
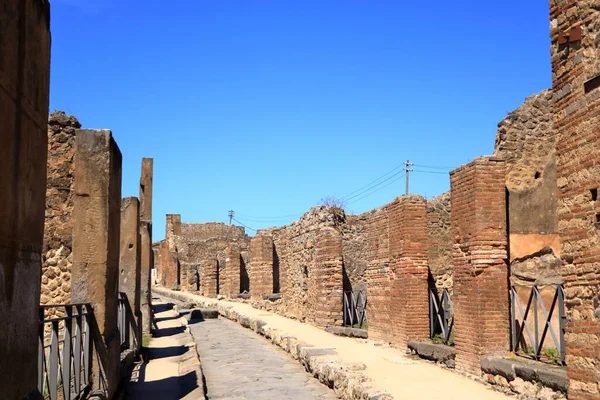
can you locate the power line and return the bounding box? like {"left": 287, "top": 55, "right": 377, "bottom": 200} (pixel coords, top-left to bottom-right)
{"left": 234, "top": 212, "right": 302, "bottom": 221}
{"left": 412, "top": 169, "right": 449, "bottom": 175}
{"left": 234, "top": 216, "right": 300, "bottom": 223}
{"left": 232, "top": 217, "right": 257, "bottom": 232}
{"left": 348, "top": 172, "right": 406, "bottom": 205}
{"left": 412, "top": 164, "right": 453, "bottom": 171}
{"left": 344, "top": 169, "right": 406, "bottom": 202}
{"left": 341, "top": 162, "right": 405, "bottom": 200}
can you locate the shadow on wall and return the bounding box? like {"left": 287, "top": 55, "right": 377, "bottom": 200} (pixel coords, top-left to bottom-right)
{"left": 240, "top": 255, "right": 250, "bottom": 293}
{"left": 273, "top": 246, "right": 280, "bottom": 294}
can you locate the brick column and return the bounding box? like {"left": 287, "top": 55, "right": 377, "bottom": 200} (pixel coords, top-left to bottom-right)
{"left": 250, "top": 234, "right": 274, "bottom": 299}
{"left": 388, "top": 195, "right": 429, "bottom": 347}
{"left": 163, "top": 214, "right": 181, "bottom": 289}
{"left": 119, "top": 197, "right": 141, "bottom": 352}
{"left": 139, "top": 158, "right": 153, "bottom": 333}
{"left": 314, "top": 227, "right": 344, "bottom": 328}
{"left": 224, "top": 244, "right": 241, "bottom": 296}
{"left": 450, "top": 156, "right": 508, "bottom": 375}
{"left": 550, "top": 3, "right": 600, "bottom": 397}
{"left": 200, "top": 259, "right": 218, "bottom": 297}
{"left": 0, "top": 1, "right": 51, "bottom": 397}
{"left": 366, "top": 208, "right": 391, "bottom": 341}
{"left": 71, "top": 129, "right": 122, "bottom": 397}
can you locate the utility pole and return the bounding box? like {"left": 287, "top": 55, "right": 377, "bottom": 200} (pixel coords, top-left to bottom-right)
{"left": 228, "top": 210, "right": 234, "bottom": 225}
{"left": 404, "top": 160, "right": 413, "bottom": 195}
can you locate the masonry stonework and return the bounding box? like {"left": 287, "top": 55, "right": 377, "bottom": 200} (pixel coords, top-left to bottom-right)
{"left": 426, "top": 192, "right": 453, "bottom": 291}
{"left": 71, "top": 129, "right": 122, "bottom": 397}
{"left": 450, "top": 157, "right": 509, "bottom": 376}
{"left": 223, "top": 244, "right": 242, "bottom": 296}
{"left": 0, "top": 1, "right": 51, "bottom": 397}
{"left": 41, "top": 112, "right": 81, "bottom": 307}
{"left": 550, "top": 2, "right": 600, "bottom": 397}
{"left": 388, "top": 195, "right": 429, "bottom": 347}
{"left": 139, "top": 158, "right": 153, "bottom": 333}
{"left": 119, "top": 197, "right": 141, "bottom": 350}
{"left": 314, "top": 227, "right": 344, "bottom": 328}
{"left": 250, "top": 233, "right": 275, "bottom": 298}
{"left": 365, "top": 206, "right": 391, "bottom": 341}
{"left": 200, "top": 259, "right": 219, "bottom": 297}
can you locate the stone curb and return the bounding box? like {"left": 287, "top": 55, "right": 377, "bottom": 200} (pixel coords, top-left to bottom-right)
{"left": 481, "top": 356, "right": 568, "bottom": 394}
{"left": 154, "top": 287, "right": 392, "bottom": 400}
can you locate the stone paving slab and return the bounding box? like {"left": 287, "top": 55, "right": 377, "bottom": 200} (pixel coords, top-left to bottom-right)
{"left": 190, "top": 317, "right": 337, "bottom": 399}
{"left": 155, "top": 287, "right": 512, "bottom": 400}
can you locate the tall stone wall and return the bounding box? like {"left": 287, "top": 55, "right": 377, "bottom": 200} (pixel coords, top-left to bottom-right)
{"left": 550, "top": 2, "right": 600, "bottom": 398}
{"left": 426, "top": 192, "right": 452, "bottom": 291}
{"left": 494, "top": 89, "right": 563, "bottom": 288}
{"left": 41, "top": 111, "right": 80, "bottom": 307}
{"left": 0, "top": 0, "right": 51, "bottom": 397}
{"left": 341, "top": 213, "right": 369, "bottom": 295}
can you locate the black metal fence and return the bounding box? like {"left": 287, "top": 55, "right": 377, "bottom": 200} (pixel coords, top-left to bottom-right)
{"left": 118, "top": 292, "right": 139, "bottom": 351}
{"left": 38, "top": 303, "right": 92, "bottom": 400}
{"left": 429, "top": 288, "right": 454, "bottom": 345}
{"left": 511, "top": 284, "right": 566, "bottom": 364}
{"left": 343, "top": 290, "right": 367, "bottom": 328}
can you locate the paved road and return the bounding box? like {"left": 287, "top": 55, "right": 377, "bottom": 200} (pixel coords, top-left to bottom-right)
{"left": 189, "top": 317, "right": 338, "bottom": 400}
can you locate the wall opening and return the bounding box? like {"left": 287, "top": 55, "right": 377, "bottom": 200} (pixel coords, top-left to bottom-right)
{"left": 591, "top": 188, "right": 598, "bottom": 202}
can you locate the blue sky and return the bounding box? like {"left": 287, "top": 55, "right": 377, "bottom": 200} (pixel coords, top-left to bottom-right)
{"left": 49, "top": 1, "right": 551, "bottom": 239}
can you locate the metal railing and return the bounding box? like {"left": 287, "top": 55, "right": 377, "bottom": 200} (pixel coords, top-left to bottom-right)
{"left": 343, "top": 290, "right": 367, "bottom": 328}
{"left": 39, "top": 303, "right": 92, "bottom": 400}
{"left": 429, "top": 288, "right": 454, "bottom": 345}
{"left": 118, "top": 292, "right": 139, "bottom": 352}
{"left": 511, "top": 284, "right": 566, "bottom": 364}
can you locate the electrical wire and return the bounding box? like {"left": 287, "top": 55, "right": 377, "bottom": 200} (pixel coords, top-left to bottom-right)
{"left": 341, "top": 162, "right": 405, "bottom": 200}
{"left": 412, "top": 164, "right": 453, "bottom": 170}
{"left": 234, "top": 213, "right": 302, "bottom": 221}
{"left": 348, "top": 173, "right": 406, "bottom": 205}
{"left": 344, "top": 169, "right": 406, "bottom": 202}
{"left": 232, "top": 217, "right": 257, "bottom": 232}
{"left": 412, "top": 169, "right": 449, "bottom": 175}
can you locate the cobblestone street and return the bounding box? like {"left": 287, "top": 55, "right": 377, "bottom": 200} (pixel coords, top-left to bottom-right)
{"left": 189, "top": 318, "right": 338, "bottom": 400}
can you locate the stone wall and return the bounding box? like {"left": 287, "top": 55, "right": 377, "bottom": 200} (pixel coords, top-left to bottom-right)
{"left": 426, "top": 192, "right": 452, "bottom": 291}
{"left": 41, "top": 111, "right": 80, "bottom": 307}
{"left": 550, "top": 2, "right": 600, "bottom": 397}
{"left": 0, "top": 0, "right": 51, "bottom": 397}
{"left": 341, "top": 213, "right": 369, "bottom": 295}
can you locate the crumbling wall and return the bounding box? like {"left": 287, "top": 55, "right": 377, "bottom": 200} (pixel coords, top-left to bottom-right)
{"left": 263, "top": 207, "right": 342, "bottom": 324}
{"left": 341, "top": 214, "right": 369, "bottom": 295}
{"left": 176, "top": 222, "right": 250, "bottom": 292}
{"left": 426, "top": 192, "right": 452, "bottom": 291}
{"left": 41, "top": 111, "right": 81, "bottom": 306}
{"left": 494, "top": 90, "right": 562, "bottom": 287}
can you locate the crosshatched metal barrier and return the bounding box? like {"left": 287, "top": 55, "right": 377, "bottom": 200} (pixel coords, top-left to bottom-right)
{"left": 511, "top": 284, "right": 566, "bottom": 365}
{"left": 343, "top": 290, "right": 367, "bottom": 328}
{"left": 39, "top": 303, "right": 92, "bottom": 400}
{"left": 429, "top": 288, "right": 454, "bottom": 345}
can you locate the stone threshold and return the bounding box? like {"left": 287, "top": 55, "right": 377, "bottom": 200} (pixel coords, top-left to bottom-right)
{"left": 154, "top": 287, "right": 393, "bottom": 400}
{"left": 407, "top": 341, "right": 455, "bottom": 368}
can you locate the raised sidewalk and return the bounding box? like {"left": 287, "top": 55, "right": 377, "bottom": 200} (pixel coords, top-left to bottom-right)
{"left": 153, "top": 287, "right": 510, "bottom": 400}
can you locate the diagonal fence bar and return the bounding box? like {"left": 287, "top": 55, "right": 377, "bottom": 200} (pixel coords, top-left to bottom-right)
{"left": 343, "top": 290, "right": 367, "bottom": 328}
{"left": 510, "top": 284, "right": 566, "bottom": 365}
{"left": 429, "top": 288, "right": 454, "bottom": 345}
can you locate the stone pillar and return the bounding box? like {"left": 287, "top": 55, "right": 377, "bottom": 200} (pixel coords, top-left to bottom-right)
{"left": 164, "top": 214, "right": 181, "bottom": 289}
{"left": 139, "top": 158, "right": 153, "bottom": 333}
{"left": 250, "top": 234, "right": 274, "bottom": 299}
{"left": 119, "top": 197, "right": 141, "bottom": 352}
{"left": 200, "top": 259, "right": 218, "bottom": 297}
{"left": 314, "top": 227, "right": 344, "bottom": 328}
{"left": 224, "top": 244, "right": 241, "bottom": 296}
{"left": 0, "top": 1, "right": 51, "bottom": 397}
{"left": 388, "top": 195, "right": 429, "bottom": 348}
{"left": 72, "top": 129, "right": 122, "bottom": 398}
{"left": 550, "top": 3, "right": 600, "bottom": 397}
{"left": 365, "top": 208, "right": 391, "bottom": 341}
{"left": 450, "top": 156, "right": 508, "bottom": 376}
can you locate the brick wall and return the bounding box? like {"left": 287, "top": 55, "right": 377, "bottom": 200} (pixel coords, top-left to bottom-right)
{"left": 450, "top": 157, "right": 509, "bottom": 375}
{"left": 314, "top": 227, "right": 344, "bottom": 328}
{"left": 250, "top": 234, "right": 274, "bottom": 298}
{"left": 388, "top": 195, "right": 429, "bottom": 347}
{"left": 365, "top": 206, "right": 391, "bottom": 341}
{"left": 550, "top": 2, "right": 600, "bottom": 398}
{"left": 200, "top": 259, "right": 218, "bottom": 297}
{"left": 156, "top": 239, "right": 179, "bottom": 289}
{"left": 223, "top": 244, "right": 241, "bottom": 296}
